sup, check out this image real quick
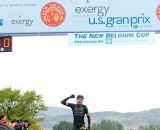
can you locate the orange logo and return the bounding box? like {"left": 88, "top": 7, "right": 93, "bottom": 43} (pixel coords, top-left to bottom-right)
{"left": 157, "top": 5, "right": 160, "bottom": 21}
{"left": 41, "top": 2, "right": 66, "bottom": 27}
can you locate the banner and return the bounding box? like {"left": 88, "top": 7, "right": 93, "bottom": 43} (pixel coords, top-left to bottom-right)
{"left": 68, "top": 32, "right": 155, "bottom": 45}
{"left": 0, "top": 0, "right": 160, "bottom": 36}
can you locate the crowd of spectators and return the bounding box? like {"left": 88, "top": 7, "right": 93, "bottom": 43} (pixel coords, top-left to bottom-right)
{"left": 0, "top": 115, "right": 31, "bottom": 130}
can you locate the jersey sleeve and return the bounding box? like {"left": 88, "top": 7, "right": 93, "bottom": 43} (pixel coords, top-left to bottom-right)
{"left": 84, "top": 105, "right": 91, "bottom": 127}
{"left": 66, "top": 103, "right": 75, "bottom": 109}
{"left": 84, "top": 105, "right": 89, "bottom": 115}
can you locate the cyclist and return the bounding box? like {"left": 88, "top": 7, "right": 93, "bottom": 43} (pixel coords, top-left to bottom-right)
{"left": 61, "top": 94, "right": 91, "bottom": 130}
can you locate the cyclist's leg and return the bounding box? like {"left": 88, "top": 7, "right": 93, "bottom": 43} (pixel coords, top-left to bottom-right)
{"left": 80, "top": 127, "right": 86, "bottom": 130}
{"left": 73, "top": 125, "right": 79, "bottom": 130}
{"left": 73, "top": 125, "right": 85, "bottom": 130}
{"left": 80, "top": 124, "right": 86, "bottom": 130}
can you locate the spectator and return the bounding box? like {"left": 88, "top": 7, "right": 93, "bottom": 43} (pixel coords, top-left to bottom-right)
{"left": 13, "top": 120, "right": 31, "bottom": 130}
{"left": 0, "top": 115, "right": 16, "bottom": 129}
{"left": 0, "top": 115, "right": 31, "bottom": 130}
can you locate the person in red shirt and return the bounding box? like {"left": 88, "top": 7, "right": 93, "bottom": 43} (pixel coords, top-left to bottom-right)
{"left": 0, "top": 115, "right": 8, "bottom": 125}
{"left": 0, "top": 115, "right": 16, "bottom": 130}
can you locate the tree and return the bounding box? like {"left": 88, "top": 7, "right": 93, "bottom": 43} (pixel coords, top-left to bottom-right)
{"left": 139, "top": 125, "right": 160, "bottom": 130}
{"left": 0, "top": 88, "right": 21, "bottom": 120}
{"left": 0, "top": 87, "right": 47, "bottom": 130}
{"left": 53, "top": 120, "right": 125, "bottom": 130}
{"left": 91, "top": 120, "right": 125, "bottom": 130}
{"left": 15, "top": 90, "right": 47, "bottom": 120}
{"left": 53, "top": 121, "right": 73, "bottom": 130}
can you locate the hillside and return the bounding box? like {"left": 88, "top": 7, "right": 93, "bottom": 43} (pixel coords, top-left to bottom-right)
{"left": 40, "top": 107, "right": 160, "bottom": 130}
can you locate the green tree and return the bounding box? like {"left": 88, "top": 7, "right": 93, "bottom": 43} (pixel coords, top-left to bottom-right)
{"left": 0, "top": 87, "right": 47, "bottom": 130}
{"left": 0, "top": 88, "right": 20, "bottom": 120}
{"left": 53, "top": 121, "right": 73, "bottom": 130}
{"left": 91, "top": 120, "right": 125, "bottom": 130}
{"left": 139, "top": 125, "right": 160, "bottom": 130}
{"left": 15, "top": 90, "right": 47, "bottom": 120}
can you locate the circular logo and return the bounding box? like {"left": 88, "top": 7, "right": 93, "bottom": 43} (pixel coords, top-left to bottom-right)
{"left": 41, "top": 2, "right": 66, "bottom": 27}
{"left": 156, "top": 4, "right": 160, "bottom": 21}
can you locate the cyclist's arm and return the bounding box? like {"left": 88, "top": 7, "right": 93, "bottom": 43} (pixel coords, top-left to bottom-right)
{"left": 87, "top": 114, "right": 91, "bottom": 129}
{"left": 61, "top": 94, "right": 75, "bottom": 106}
{"left": 85, "top": 106, "right": 91, "bottom": 129}
{"left": 61, "top": 97, "right": 70, "bottom": 106}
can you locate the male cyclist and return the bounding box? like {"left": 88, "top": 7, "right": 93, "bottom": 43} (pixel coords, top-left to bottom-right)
{"left": 61, "top": 94, "right": 91, "bottom": 130}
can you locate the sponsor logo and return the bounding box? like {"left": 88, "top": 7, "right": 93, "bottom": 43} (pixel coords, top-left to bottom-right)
{"left": 0, "top": 19, "right": 3, "bottom": 26}
{"left": 72, "top": 1, "right": 151, "bottom": 29}
{"left": 74, "top": 6, "right": 109, "bottom": 17}
{"left": 40, "top": 2, "right": 66, "bottom": 27}
{"left": 11, "top": 16, "right": 33, "bottom": 27}
{"left": 74, "top": 5, "right": 151, "bottom": 28}
{"left": 69, "top": 32, "right": 154, "bottom": 46}
{"left": 89, "top": 14, "right": 151, "bottom": 28}
{"left": 156, "top": 4, "right": 160, "bottom": 21}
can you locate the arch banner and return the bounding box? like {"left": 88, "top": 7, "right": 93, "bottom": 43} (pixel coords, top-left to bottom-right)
{"left": 0, "top": 0, "right": 160, "bottom": 36}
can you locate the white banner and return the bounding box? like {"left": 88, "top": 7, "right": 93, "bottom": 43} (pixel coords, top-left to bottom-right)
{"left": 68, "top": 32, "right": 155, "bottom": 45}
{"left": 0, "top": 0, "right": 160, "bottom": 36}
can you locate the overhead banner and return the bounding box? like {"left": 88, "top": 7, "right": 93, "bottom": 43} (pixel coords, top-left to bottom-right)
{"left": 0, "top": 0, "right": 160, "bottom": 36}
{"left": 68, "top": 32, "right": 155, "bottom": 46}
